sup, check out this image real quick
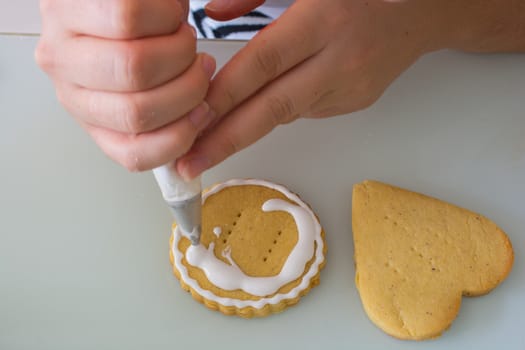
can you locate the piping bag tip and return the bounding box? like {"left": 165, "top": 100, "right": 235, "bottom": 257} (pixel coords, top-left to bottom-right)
{"left": 189, "top": 226, "right": 202, "bottom": 246}
{"left": 167, "top": 193, "right": 202, "bottom": 246}
{"left": 153, "top": 164, "right": 203, "bottom": 245}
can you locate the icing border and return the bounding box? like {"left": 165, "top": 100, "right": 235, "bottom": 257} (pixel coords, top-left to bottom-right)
{"left": 171, "top": 178, "right": 325, "bottom": 309}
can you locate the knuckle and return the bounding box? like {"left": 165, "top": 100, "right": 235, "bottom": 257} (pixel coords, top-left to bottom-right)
{"left": 308, "top": 106, "right": 344, "bottom": 119}
{"left": 354, "top": 81, "right": 380, "bottom": 110}
{"left": 253, "top": 45, "right": 283, "bottom": 80}
{"left": 39, "top": 0, "right": 53, "bottom": 15}
{"left": 170, "top": 134, "right": 193, "bottom": 157}
{"left": 266, "top": 95, "right": 297, "bottom": 126}
{"left": 222, "top": 87, "right": 237, "bottom": 115}
{"left": 120, "top": 146, "right": 142, "bottom": 172}
{"left": 54, "top": 86, "right": 70, "bottom": 109}
{"left": 114, "top": 43, "right": 149, "bottom": 90}
{"left": 110, "top": 0, "right": 142, "bottom": 38}
{"left": 219, "top": 133, "right": 241, "bottom": 159}
{"left": 360, "top": 94, "right": 380, "bottom": 110}
{"left": 118, "top": 97, "right": 146, "bottom": 134}
{"left": 34, "top": 41, "right": 55, "bottom": 72}
{"left": 87, "top": 126, "right": 147, "bottom": 172}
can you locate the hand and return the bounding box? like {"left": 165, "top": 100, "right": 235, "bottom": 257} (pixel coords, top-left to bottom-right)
{"left": 36, "top": 0, "right": 217, "bottom": 171}
{"left": 176, "top": 0, "right": 451, "bottom": 179}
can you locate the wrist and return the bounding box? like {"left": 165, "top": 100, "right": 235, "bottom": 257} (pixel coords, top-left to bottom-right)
{"left": 420, "top": 0, "right": 525, "bottom": 53}
{"left": 377, "top": 0, "right": 463, "bottom": 57}
{"left": 408, "top": 1, "right": 471, "bottom": 54}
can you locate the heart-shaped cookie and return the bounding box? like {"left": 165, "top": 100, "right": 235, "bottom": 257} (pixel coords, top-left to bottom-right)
{"left": 352, "top": 180, "right": 513, "bottom": 340}
{"left": 170, "top": 179, "right": 326, "bottom": 317}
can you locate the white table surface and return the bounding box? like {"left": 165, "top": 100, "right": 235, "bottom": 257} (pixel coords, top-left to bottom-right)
{"left": 1, "top": 34, "right": 524, "bottom": 350}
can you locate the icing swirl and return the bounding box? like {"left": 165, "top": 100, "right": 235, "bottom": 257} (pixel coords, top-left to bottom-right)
{"left": 172, "top": 179, "right": 324, "bottom": 309}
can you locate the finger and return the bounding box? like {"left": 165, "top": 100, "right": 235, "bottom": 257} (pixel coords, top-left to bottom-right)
{"left": 205, "top": 3, "right": 324, "bottom": 119}
{"left": 57, "top": 54, "right": 216, "bottom": 134}
{"left": 81, "top": 101, "right": 217, "bottom": 172}
{"left": 40, "top": 0, "right": 185, "bottom": 39}
{"left": 38, "top": 23, "right": 197, "bottom": 92}
{"left": 205, "top": 0, "right": 265, "bottom": 21}
{"left": 177, "top": 51, "right": 330, "bottom": 180}
{"left": 305, "top": 48, "right": 416, "bottom": 119}
{"left": 305, "top": 87, "right": 378, "bottom": 119}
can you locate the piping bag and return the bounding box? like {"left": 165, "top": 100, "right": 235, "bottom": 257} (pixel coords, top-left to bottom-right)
{"left": 153, "top": 163, "right": 202, "bottom": 245}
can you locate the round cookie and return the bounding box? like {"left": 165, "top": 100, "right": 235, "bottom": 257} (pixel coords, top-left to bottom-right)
{"left": 170, "top": 179, "right": 326, "bottom": 318}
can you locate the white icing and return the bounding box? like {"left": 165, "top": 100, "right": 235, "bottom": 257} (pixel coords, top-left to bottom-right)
{"left": 172, "top": 179, "right": 324, "bottom": 309}
{"left": 212, "top": 226, "right": 222, "bottom": 237}
{"left": 185, "top": 198, "right": 315, "bottom": 296}
{"left": 221, "top": 245, "right": 232, "bottom": 262}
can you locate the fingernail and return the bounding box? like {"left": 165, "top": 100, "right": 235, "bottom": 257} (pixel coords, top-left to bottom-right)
{"left": 202, "top": 108, "right": 217, "bottom": 128}
{"left": 188, "top": 102, "right": 210, "bottom": 128}
{"left": 201, "top": 54, "right": 216, "bottom": 79}
{"left": 205, "top": 0, "right": 232, "bottom": 11}
{"left": 179, "top": 156, "right": 210, "bottom": 181}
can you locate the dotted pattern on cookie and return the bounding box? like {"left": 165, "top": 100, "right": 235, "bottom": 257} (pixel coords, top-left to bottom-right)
{"left": 178, "top": 184, "right": 313, "bottom": 302}
{"left": 352, "top": 180, "right": 514, "bottom": 340}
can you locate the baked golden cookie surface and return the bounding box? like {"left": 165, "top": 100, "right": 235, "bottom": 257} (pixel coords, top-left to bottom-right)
{"left": 170, "top": 179, "right": 326, "bottom": 317}
{"left": 352, "top": 180, "right": 513, "bottom": 340}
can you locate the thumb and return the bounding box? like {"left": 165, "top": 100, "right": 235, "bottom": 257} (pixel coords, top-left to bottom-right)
{"left": 205, "top": 0, "right": 265, "bottom": 21}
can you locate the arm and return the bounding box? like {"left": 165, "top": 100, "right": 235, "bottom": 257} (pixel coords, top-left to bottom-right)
{"left": 175, "top": 0, "right": 525, "bottom": 179}
{"left": 442, "top": 0, "right": 525, "bottom": 53}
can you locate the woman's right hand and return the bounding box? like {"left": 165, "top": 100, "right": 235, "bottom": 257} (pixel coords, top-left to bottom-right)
{"left": 36, "top": 0, "right": 216, "bottom": 171}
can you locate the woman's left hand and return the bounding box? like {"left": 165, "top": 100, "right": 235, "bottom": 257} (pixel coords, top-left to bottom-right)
{"left": 177, "top": 0, "right": 450, "bottom": 179}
